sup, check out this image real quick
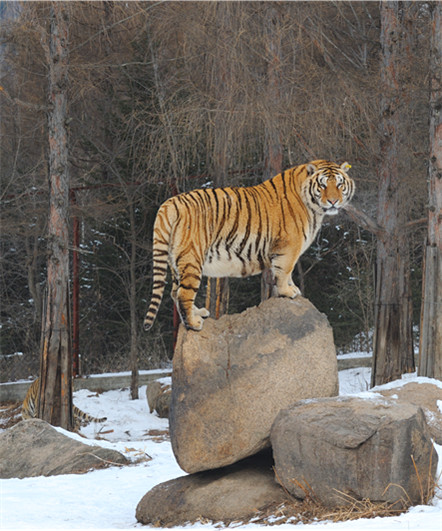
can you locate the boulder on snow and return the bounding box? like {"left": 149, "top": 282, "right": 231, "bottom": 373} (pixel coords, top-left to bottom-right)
{"left": 136, "top": 451, "right": 288, "bottom": 527}
{"left": 170, "top": 296, "right": 339, "bottom": 473}
{"left": 146, "top": 380, "right": 171, "bottom": 418}
{"left": 0, "top": 418, "right": 128, "bottom": 478}
{"left": 376, "top": 381, "right": 442, "bottom": 444}
{"left": 271, "top": 396, "right": 438, "bottom": 507}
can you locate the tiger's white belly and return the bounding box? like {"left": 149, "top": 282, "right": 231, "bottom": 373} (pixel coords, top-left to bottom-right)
{"left": 202, "top": 246, "right": 262, "bottom": 278}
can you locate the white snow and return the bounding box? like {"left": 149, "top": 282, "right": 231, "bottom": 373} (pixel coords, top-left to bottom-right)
{"left": 1, "top": 367, "right": 441, "bottom": 531}
{"left": 337, "top": 351, "right": 372, "bottom": 360}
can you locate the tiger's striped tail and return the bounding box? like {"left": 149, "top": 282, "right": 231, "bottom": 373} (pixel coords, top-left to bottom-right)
{"left": 143, "top": 206, "right": 173, "bottom": 331}
{"left": 73, "top": 406, "right": 107, "bottom": 426}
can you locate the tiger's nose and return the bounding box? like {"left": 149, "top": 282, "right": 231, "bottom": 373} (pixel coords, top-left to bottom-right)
{"left": 328, "top": 198, "right": 339, "bottom": 206}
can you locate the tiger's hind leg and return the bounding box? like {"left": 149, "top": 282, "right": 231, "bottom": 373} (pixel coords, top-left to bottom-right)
{"left": 171, "top": 267, "right": 209, "bottom": 326}
{"left": 173, "top": 260, "right": 208, "bottom": 331}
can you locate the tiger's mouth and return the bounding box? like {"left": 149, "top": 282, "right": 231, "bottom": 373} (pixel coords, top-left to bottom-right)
{"left": 322, "top": 205, "right": 340, "bottom": 215}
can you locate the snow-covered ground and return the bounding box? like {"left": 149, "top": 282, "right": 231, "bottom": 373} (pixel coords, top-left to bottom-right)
{"left": 1, "top": 367, "right": 441, "bottom": 531}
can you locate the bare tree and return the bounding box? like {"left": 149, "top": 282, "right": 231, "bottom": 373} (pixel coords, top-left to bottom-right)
{"left": 37, "top": 3, "right": 73, "bottom": 429}
{"left": 261, "top": 4, "right": 284, "bottom": 301}
{"left": 371, "top": 1, "right": 415, "bottom": 387}
{"left": 419, "top": 1, "right": 442, "bottom": 380}
{"left": 1, "top": 1, "right": 434, "bottom": 383}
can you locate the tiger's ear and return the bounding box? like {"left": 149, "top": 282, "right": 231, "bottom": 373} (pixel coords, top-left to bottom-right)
{"left": 341, "top": 162, "right": 351, "bottom": 172}
{"left": 307, "top": 163, "right": 317, "bottom": 176}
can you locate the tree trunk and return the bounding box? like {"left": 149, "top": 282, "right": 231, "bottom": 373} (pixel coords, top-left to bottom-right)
{"left": 205, "top": 277, "right": 229, "bottom": 319}
{"left": 129, "top": 200, "right": 139, "bottom": 399}
{"left": 419, "top": 2, "right": 442, "bottom": 380}
{"left": 264, "top": 4, "right": 284, "bottom": 180}
{"left": 204, "top": 3, "right": 232, "bottom": 318}
{"left": 37, "top": 3, "right": 73, "bottom": 430}
{"left": 371, "top": 1, "right": 415, "bottom": 387}
{"left": 262, "top": 4, "right": 283, "bottom": 301}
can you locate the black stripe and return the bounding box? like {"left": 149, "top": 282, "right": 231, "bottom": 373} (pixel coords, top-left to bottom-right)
{"left": 237, "top": 190, "right": 252, "bottom": 255}
{"left": 153, "top": 250, "right": 169, "bottom": 257}
{"left": 257, "top": 249, "right": 266, "bottom": 270}
{"left": 225, "top": 189, "right": 242, "bottom": 247}
{"left": 192, "top": 189, "right": 206, "bottom": 211}
{"left": 268, "top": 177, "right": 279, "bottom": 198}
{"left": 179, "top": 284, "right": 198, "bottom": 292}
{"left": 281, "top": 171, "right": 287, "bottom": 198}
{"left": 249, "top": 188, "right": 262, "bottom": 251}
{"left": 210, "top": 188, "right": 220, "bottom": 222}
{"left": 247, "top": 242, "right": 253, "bottom": 262}
{"left": 259, "top": 180, "right": 277, "bottom": 203}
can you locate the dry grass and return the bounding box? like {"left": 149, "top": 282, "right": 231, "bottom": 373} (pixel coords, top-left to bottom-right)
{"left": 218, "top": 458, "right": 440, "bottom": 528}
{"left": 216, "top": 494, "right": 410, "bottom": 528}
{"left": 410, "top": 447, "right": 439, "bottom": 505}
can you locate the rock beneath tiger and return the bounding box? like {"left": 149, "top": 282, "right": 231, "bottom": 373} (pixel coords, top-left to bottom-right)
{"left": 136, "top": 450, "right": 288, "bottom": 527}
{"left": 146, "top": 379, "right": 171, "bottom": 418}
{"left": 271, "top": 396, "right": 438, "bottom": 508}
{"left": 170, "top": 296, "right": 338, "bottom": 474}
{"left": 0, "top": 418, "right": 128, "bottom": 478}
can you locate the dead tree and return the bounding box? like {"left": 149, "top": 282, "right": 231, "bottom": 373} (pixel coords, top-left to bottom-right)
{"left": 37, "top": 3, "right": 73, "bottom": 430}
{"left": 419, "top": 1, "right": 442, "bottom": 380}
{"left": 204, "top": 3, "right": 235, "bottom": 318}
{"left": 371, "top": 1, "right": 415, "bottom": 387}
{"left": 261, "top": 4, "right": 284, "bottom": 301}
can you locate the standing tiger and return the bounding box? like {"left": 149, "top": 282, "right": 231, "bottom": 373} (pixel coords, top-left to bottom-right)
{"left": 22, "top": 378, "right": 107, "bottom": 430}
{"left": 144, "top": 160, "right": 355, "bottom": 331}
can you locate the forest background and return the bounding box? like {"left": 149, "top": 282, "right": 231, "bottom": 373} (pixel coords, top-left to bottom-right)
{"left": 0, "top": 1, "right": 436, "bottom": 383}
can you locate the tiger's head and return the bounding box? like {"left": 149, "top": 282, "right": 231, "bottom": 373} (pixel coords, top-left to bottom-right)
{"left": 303, "top": 160, "right": 355, "bottom": 216}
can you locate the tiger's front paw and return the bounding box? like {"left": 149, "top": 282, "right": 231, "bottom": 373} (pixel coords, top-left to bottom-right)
{"left": 277, "top": 284, "right": 301, "bottom": 299}
{"left": 186, "top": 315, "right": 204, "bottom": 331}
{"left": 194, "top": 306, "right": 210, "bottom": 319}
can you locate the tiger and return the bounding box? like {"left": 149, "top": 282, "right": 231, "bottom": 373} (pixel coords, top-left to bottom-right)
{"left": 22, "top": 378, "right": 107, "bottom": 430}
{"left": 143, "top": 160, "right": 355, "bottom": 331}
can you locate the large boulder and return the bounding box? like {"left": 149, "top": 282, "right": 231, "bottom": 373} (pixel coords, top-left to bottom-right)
{"left": 136, "top": 451, "right": 288, "bottom": 527}
{"left": 170, "top": 296, "right": 338, "bottom": 473}
{"left": 0, "top": 418, "right": 128, "bottom": 478}
{"left": 271, "top": 396, "right": 438, "bottom": 507}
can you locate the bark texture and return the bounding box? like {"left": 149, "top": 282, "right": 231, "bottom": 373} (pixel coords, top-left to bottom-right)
{"left": 372, "top": 1, "right": 415, "bottom": 387}
{"left": 38, "top": 3, "right": 73, "bottom": 430}
{"left": 419, "top": 2, "right": 442, "bottom": 380}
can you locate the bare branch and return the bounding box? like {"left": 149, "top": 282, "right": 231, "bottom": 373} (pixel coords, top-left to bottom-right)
{"left": 342, "top": 204, "right": 385, "bottom": 239}
{"left": 0, "top": 86, "right": 46, "bottom": 112}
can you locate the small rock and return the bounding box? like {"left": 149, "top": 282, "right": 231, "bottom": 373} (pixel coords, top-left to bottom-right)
{"left": 0, "top": 418, "right": 128, "bottom": 478}
{"left": 146, "top": 380, "right": 171, "bottom": 418}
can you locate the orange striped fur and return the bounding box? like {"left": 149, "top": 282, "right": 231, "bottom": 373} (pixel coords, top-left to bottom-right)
{"left": 144, "top": 160, "right": 354, "bottom": 331}
{"left": 22, "top": 378, "right": 107, "bottom": 430}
